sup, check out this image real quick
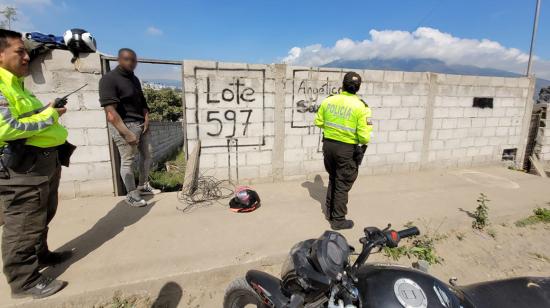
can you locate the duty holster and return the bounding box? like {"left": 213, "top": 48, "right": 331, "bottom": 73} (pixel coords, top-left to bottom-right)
{"left": 353, "top": 145, "right": 368, "bottom": 166}
{"left": 58, "top": 141, "right": 77, "bottom": 167}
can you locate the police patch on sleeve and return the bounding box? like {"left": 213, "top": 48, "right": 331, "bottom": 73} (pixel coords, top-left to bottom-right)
{"left": 0, "top": 94, "right": 8, "bottom": 107}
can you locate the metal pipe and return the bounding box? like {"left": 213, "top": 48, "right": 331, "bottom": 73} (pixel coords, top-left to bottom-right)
{"left": 527, "top": 0, "right": 541, "bottom": 76}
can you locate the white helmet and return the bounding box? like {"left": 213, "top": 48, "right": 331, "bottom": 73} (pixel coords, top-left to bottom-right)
{"left": 63, "top": 28, "right": 97, "bottom": 54}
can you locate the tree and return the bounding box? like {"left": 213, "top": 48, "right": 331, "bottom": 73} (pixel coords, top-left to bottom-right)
{"left": 0, "top": 6, "right": 17, "bottom": 30}
{"left": 143, "top": 87, "right": 183, "bottom": 122}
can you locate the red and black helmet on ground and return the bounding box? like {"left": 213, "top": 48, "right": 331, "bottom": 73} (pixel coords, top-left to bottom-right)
{"left": 229, "top": 186, "right": 260, "bottom": 213}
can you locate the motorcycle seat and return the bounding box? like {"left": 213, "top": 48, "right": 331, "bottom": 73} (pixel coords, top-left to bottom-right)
{"left": 457, "top": 276, "right": 550, "bottom": 308}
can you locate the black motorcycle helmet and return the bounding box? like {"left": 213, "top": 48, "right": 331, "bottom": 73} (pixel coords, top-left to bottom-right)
{"left": 342, "top": 72, "right": 362, "bottom": 94}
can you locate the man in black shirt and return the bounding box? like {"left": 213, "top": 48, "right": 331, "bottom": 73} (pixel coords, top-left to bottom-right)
{"left": 99, "top": 48, "right": 159, "bottom": 207}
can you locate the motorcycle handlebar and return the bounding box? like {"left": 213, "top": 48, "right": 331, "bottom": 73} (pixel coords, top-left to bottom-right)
{"left": 397, "top": 227, "right": 420, "bottom": 239}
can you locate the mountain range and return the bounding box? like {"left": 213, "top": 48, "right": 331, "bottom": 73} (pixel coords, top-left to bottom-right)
{"left": 144, "top": 58, "right": 550, "bottom": 100}
{"left": 323, "top": 58, "right": 549, "bottom": 100}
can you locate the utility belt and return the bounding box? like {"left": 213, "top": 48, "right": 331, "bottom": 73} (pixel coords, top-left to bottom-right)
{"left": 323, "top": 137, "right": 368, "bottom": 166}
{"left": 0, "top": 140, "right": 76, "bottom": 179}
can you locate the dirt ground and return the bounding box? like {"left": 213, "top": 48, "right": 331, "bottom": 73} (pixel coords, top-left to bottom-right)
{"left": 96, "top": 212, "right": 550, "bottom": 308}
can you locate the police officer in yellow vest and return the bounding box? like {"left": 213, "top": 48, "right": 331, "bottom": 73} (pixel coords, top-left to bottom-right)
{"left": 0, "top": 29, "right": 72, "bottom": 299}
{"left": 315, "top": 72, "right": 373, "bottom": 230}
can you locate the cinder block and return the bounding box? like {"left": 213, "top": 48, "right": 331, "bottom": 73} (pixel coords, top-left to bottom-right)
{"left": 474, "top": 137, "right": 489, "bottom": 146}
{"left": 382, "top": 96, "right": 401, "bottom": 107}
{"left": 363, "top": 70, "right": 385, "bottom": 82}
{"left": 386, "top": 153, "right": 405, "bottom": 163}
{"left": 437, "top": 129, "right": 453, "bottom": 140}
{"left": 398, "top": 119, "right": 416, "bottom": 130}
{"left": 87, "top": 162, "right": 113, "bottom": 180}
{"left": 457, "top": 118, "right": 471, "bottom": 128}
{"left": 71, "top": 145, "right": 110, "bottom": 163}
{"left": 377, "top": 143, "right": 396, "bottom": 154}
{"left": 407, "top": 130, "right": 423, "bottom": 141}
{"left": 67, "top": 128, "right": 87, "bottom": 146}
{"left": 466, "top": 147, "right": 480, "bottom": 157}
{"left": 403, "top": 72, "right": 428, "bottom": 83}
{"left": 60, "top": 110, "right": 106, "bottom": 128}
{"left": 377, "top": 120, "right": 398, "bottom": 131}
{"left": 389, "top": 131, "right": 407, "bottom": 142}
{"left": 285, "top": 135, "right": 302, "bottom": 148}
{"left": 504, "top": 78, "right": 519, "bottom": 88}
{"left": 391, "top": 108, "right": 409, "bottom": 119}
{"left": 284, "top": 148, "right": 307, "bottom": 162}
{"left": 81, "top": 91, "right": 102, "bottom": 110}
{"left": 86, "top": 128, "right": 109, "bottom": 146}
{"left": 405, "top": 152, "right": 421, "bottom": 163}
{"left": 442, "top": 119, "right": 458, "bottom": 129}
{"left": 482, "top": 127, "right": 497, "bottom": 137}
{"left": 460, "top": 138, "right": 474, "bottom": 147}
{"left": 395, "top": 142, "right": 414, "bottom": 153}
{"left": 373, "top": 108, "right": 391, "bottom": 120}
{"left": 433, "top": 108, "right": 449, "bottom": 118}
{"left": 384, "top": 71, "right": 403, "bottom": 82}
{"left": 448, "top": 107, "right": 464, "bottom": 118}
{"left": 409, "top": 107, "right": 425, "bottom": 119}
{"left": 402, "top": 96, "right": 421, "bottom": 107}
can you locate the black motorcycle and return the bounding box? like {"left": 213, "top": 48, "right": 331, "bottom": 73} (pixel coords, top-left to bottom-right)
{"left": 223, "top": 224, "right": 550, "bottom": 308}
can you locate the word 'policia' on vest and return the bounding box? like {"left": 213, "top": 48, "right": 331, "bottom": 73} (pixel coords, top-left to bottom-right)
{"left": 314, "top": 91, "right": 373, "bottom": 145}
{"left": 0, "top": 67, "right": 67, "bottom": 148}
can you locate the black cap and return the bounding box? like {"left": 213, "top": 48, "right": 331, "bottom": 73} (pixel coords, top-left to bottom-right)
{"left": 342, "top": 72, "right": 362, "bottom": 94}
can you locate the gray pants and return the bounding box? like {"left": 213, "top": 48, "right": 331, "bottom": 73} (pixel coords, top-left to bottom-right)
{"left": 109, "top": 122, "right": 152, "bottom": 194}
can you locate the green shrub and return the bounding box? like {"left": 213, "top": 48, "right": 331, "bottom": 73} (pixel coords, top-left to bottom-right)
{"left": 149, "top": 152, "right": 186, "bottom": 192}
{"left": 472, "top": 193, "right": 490, "bottom": 230}
{"left": 515, "top": 207, "right": 550, "bottom": 227}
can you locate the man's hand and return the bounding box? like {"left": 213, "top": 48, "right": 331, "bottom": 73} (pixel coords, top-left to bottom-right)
{"left": 143, "top": 110, "right": 150, "bottom": 133}
{"left": 143, "top": 119, "right": 149, "bottom": 134}
{"left": 123, "top": 131, "right": 138, "bottom": 145}
{"left": 54, "top": 97, "right": 68, "bottom": 108}
{"left": 49, "top": 102, "right": 67, "bottom": 117}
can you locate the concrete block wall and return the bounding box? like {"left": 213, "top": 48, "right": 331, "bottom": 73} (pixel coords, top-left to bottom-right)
{"left": 182, "top": 61, "right": 276, "bottom": 182}
{"left": 183, "top": 61, "right": 534, "bottom": 183}
{"left": 426, "top": 74, "right": 531, "bottom": 169}
{"left": 26, "top": 50, "right": 113, "bottom": 198}
{"left": 537, "top": 104, "right": 550, "bottom": 163}
{"left": 148, "top": 121, "right": 184, "bottom": 164}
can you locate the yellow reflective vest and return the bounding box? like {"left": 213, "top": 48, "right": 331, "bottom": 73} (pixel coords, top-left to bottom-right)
{"left": 314, "top": 91, "right": 373, "bottom": 145}
{"left": 0, "top": 67, "right": 67, "bottom": 148}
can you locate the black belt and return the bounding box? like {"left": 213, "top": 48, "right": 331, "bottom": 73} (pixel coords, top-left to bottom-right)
{"left": 26, "top": 145, "right": 59, "bottom": 153}
{"left": 323, "top": 138, "right": 357, "bottom": 147}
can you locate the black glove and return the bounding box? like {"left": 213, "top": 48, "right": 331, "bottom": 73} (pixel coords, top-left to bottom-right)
{"left": 54, "top": 97, "right": 68, "bottom": 108}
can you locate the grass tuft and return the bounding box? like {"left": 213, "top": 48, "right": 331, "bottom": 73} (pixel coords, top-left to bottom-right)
{"left": 515, "top": 207, "right": 550, "bottom": 227}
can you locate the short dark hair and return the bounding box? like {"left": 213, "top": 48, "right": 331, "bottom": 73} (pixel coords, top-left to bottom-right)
{"left": 0, "top": 29, "right": 22, "bottom": 51}
{"left": 118, "top": 48, "right": 136, "bottom": 57}
{"left": 342, "top": 71, "right": 362, "bottom": 94}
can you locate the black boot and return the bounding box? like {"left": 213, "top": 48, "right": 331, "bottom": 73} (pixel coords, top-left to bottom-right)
{"left": 12, "top": 276, "right": 67, "bottom": 299}
{"left": 38, "top": 250, "right": 73, "bottom": 268}
{"left": 330, "top": 219, "right": 354, "bottom": 230}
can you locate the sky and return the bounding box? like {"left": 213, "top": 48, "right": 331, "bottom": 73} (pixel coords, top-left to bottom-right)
{"left": 2, "top": 0, "right": 550, "bottom": 79}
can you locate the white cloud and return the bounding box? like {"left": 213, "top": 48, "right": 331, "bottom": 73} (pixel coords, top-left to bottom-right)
{"left": 282, "top": 27, "right": 550, "bottom": 79}
{"left": 146, "top": 26, "right": 163, "bottom": 36}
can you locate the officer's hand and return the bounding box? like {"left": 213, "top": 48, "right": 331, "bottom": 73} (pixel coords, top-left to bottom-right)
{"left": 124, "top": 131, "right": 138, "bottom": 145}
{"left": 48, "top": 102, "right": 67, "bottom": 117}
{"left": 54, "top": 97, "right": 68, "bottom": 108}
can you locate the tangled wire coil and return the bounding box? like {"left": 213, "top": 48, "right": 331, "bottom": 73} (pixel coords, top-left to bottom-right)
{"left": 176, "top": 173, "right": 234, "bottom": 213}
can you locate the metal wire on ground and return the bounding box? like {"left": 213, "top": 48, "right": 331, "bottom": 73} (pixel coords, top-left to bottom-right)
{"left": 176, "top": 172, "right": 234, "bottom": 213}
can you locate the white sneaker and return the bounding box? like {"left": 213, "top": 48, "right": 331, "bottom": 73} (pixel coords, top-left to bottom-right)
{"left": 137, "top": 182, "right": 161, "bottom": 195}
{"left": 125, "top": 192, "right": 148, "bottom": 207}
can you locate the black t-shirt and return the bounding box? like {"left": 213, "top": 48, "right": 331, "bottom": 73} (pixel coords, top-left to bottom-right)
{"left": 99, "top": 66, "right": 149, "bottom": 122}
